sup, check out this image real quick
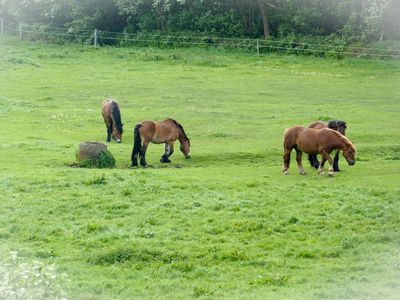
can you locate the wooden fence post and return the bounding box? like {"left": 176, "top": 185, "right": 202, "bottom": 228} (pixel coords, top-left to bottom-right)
{"left": 94, "top": 29, "right": 98, "bottom": 47}
{"left": 257, "top": 39, "right": 260, "bottom": 55}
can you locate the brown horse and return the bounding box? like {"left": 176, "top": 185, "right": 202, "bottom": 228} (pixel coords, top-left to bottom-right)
{"left": 282, "top": 126, "right": 356, "bottom": 176}
{"left": 131, "top": 119, "right": 191, "bottom": 167}
{"left": 308, "top": 120, "right": 347, "bottom": 171}
{"left": 101, "top": 99, "right": 124, "bottom": 143}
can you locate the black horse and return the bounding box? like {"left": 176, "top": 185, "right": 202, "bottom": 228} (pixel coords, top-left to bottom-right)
{"left": 308, "top": 120, "right": 347, "bottom": 171}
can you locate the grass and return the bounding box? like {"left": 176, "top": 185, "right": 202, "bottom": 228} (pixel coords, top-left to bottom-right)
{"left": 0, "top": 36, "right": 399, "bottom": 299}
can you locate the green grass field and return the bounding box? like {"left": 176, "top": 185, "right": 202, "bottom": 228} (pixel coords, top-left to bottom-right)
{"left": 0, "top": 37, "right": 399, "bottom": 299}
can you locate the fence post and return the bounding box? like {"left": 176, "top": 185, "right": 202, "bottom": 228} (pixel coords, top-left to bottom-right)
{"left": 1, "top": 17, "right": 4, "bottom": 36}
{"left": 94, "top": 29, "right": 98, "bottom": 47}
{"left": 19, "top": 23, "right": 22, "bottom": 40}
{"left": 256, "top": 39, "right": 260, "bottom": 55}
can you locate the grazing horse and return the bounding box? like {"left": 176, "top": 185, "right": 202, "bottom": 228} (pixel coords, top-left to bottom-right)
{"left": 308, "top": 120, "right": 347, "bottom": 171}
{"left": 131, "top": 119, "right": 191, "bottom": 167}
{"left": 101, "top": 99, "right": 124, "bottom": 143}
{"left": 282, "top": 126, "right": 356, "bottom": 176}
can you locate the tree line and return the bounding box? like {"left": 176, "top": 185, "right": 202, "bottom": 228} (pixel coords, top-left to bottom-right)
{"left": 1, "top": 0, "right": 399, "bottom": 43}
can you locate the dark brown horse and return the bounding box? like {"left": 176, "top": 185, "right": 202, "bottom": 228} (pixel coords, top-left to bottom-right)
{"left": 101, "top": 99, "right": 124, "bottom": 143}
{"left": 308, "top": 120, "right": 347, "bottom": 171}
{"left": 282, "top": 126, "right": 356, "bottom": 176}
{"left": 131, "top": 119, "right": 191, "bottom": 167}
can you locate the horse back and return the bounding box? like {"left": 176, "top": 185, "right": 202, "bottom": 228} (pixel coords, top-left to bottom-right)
{"left": 284, "top": 126, "right": 307, "bottom": 148}
{"left": 318, "top": 128, "right": 353, "bottom": 151}
{"left": 308, "top": 121, "right": 326, "bottom": 130}
{"left": 101, "top": 100, "right": 112, "bottom": 122}
{"left": 137, "top": 121, "right": 158, "bottom": 142}
{"left": 284, "top": 126, "right": 325, "bottom": 154}
{"left": 142, "top": 119, "right": 179, "bottom": 143}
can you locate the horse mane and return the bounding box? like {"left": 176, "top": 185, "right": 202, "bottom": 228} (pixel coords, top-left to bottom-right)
{"left": 169, "top": 119, "right": 189, "bottom": 140}
{"left": 328, "top": 120, "right": 347, "bottom": 129}
{"left": 110, "top": 101, "right": 123, "bottom": 133}
{"left": 331, "top": 130, "right": 356, "bottom": 152}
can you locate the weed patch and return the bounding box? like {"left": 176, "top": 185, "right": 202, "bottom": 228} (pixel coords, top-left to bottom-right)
{"left": 77, "top": 150, "right": 116, "bottom": 169}
{"left": 251, "top": 274, "right": 289, "bottom": 286}
{"left": 84, "top": 174, "right": 107, "bottom": 185}
{"left": 91, "top": 246, "right": 186, "bottom": 265}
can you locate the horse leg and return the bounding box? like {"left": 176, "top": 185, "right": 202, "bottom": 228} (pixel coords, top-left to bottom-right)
{"left": 167, "top": 143, "right": 174, "bottom": 159}
{"left": 140, "top": 141, "right": 149, "bottom": 167}
{"left": 282, "top": 147, "right": 292, "bottom": 175}
{"left": 333, "top": 150, "right": 340, "bottom": 172}
{"left": 160, "top": 143, "right": 173, "bottom": 163}
{"left": 295, "top": 149, "right": 306, "bottom": 175}
{"left": 106, "top": 123, "right": 112, "bottom": 142}
{"left": 318, "top": 157, "right": 326, "bottom": 175}
{"left": 131, "top": 154, "right": 138, "bottom": 167}
{"left": 308, "top": 154, "right": 320, "bottom": 169}
{"left": 320, "top": 151, "right": 334, "bottom": 176}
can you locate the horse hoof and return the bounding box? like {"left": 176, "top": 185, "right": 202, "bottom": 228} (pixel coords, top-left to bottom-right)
{"left": 283, "top": 171, "right": 289, "bottom": 175}
{"left": 328, "top": 172, "right": 334, "bottom": 177}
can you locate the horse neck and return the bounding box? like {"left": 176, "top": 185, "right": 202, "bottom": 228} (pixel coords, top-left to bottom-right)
{"left": 334, "top": 132, "right": 353, "bottom": 151}
{"left": 171, "top": 121, "right": 187, "bottom": 143}
{"left": 111, "top": 105, "right": 122, "bottom": 132}
{"left": 177, "top": 130, "right": 188, "bottom": 143}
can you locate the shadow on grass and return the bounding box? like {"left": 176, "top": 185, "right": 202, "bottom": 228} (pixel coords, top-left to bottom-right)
{"left": 123, "top": 150, "right": 281, "bottom": 170}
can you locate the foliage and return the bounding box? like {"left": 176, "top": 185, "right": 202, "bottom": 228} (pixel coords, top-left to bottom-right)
{"left": 0, "top": 0, "right": 399, "bottom": 42}
{"left": 0, "top": 252, "right": 68, "bottom": 299}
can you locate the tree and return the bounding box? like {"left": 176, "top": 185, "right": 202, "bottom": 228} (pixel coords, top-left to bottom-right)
{"left": 366, "top": 0, "right": 390, "bottom": 41}
{"left": 256, "top": 0, "right": 276, "bottom": 39}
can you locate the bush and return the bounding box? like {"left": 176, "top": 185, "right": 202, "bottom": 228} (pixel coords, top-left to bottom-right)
{"left": 0, "top": 251, "right": 68, "bottom": 299}
{"left": 78, "top": 150, "right": 116, "bottom": 169}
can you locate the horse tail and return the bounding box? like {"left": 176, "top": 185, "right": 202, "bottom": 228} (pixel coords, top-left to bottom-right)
{"left": 110, "top": 101, "right": 123, "bottom": 134}
{"left": 131, "top": 124, "right": 142, "bottom": 161}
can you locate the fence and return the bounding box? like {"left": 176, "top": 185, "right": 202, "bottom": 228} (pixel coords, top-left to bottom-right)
{"left": 1, "top": 18, "right": 400, "bottom": 59}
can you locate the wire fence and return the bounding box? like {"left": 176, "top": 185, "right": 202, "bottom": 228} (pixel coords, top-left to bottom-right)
{"left": 1, "top": 19, "right": 400, "bottom": 59}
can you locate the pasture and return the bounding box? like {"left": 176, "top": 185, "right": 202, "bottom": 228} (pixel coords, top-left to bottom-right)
{"left": 0, "top": 37, "right": 399, "bottom": 299}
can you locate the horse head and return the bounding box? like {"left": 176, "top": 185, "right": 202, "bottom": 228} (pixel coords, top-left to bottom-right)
{"left": 112, "top": 127, "right": 122, "bottom": 143}
{"left": 180, "top": 138, "right": 191, "bottom": 159}
{"left": 336, "top": 121, "right": 347, "bottom": 135}
{"left": 328, "top": 120, "right": 347, "bottom": 135}
{"left": 342, "top": 144, "right": 356, "bottom": 166}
